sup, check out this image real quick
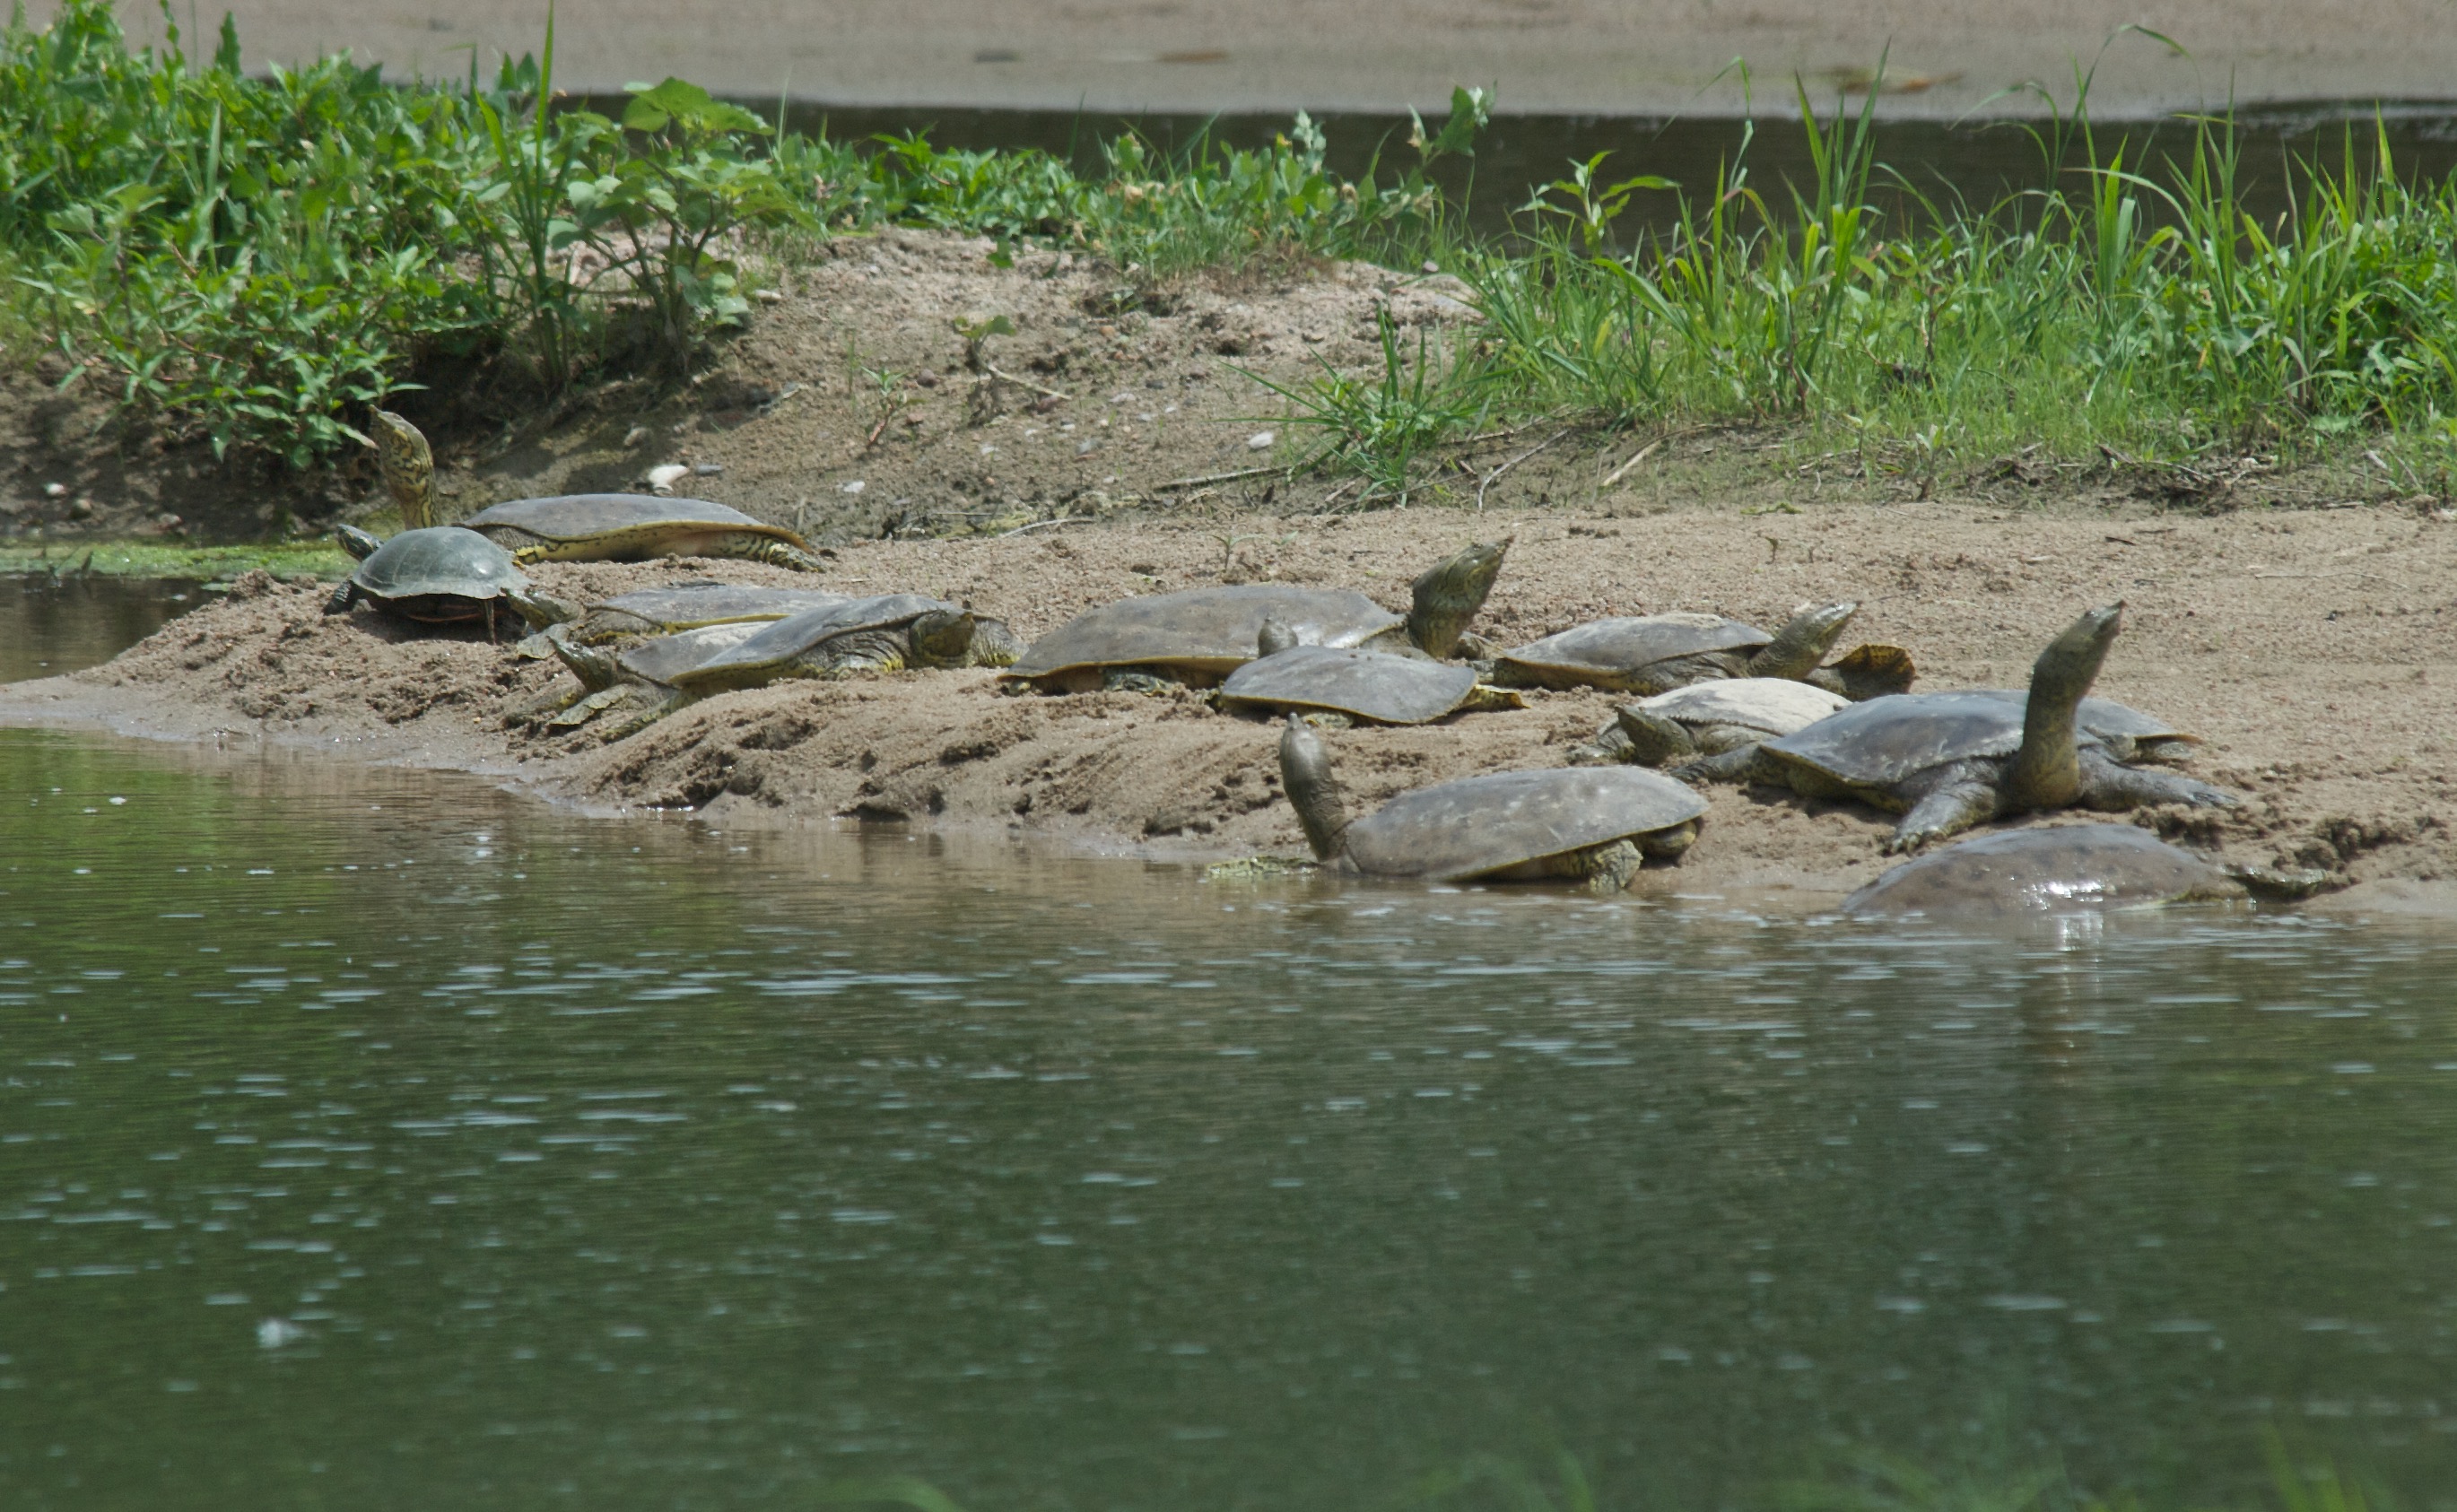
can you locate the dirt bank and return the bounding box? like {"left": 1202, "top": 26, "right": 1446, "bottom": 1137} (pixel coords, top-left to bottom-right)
{"left": 6, "top": 500, "right": 2453, "bottom": 911}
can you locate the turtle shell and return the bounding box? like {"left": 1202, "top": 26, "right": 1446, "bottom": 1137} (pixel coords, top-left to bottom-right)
{"left": 1761, "top": 691, "right": 2109, "bottom": 795}
{"left": 1971, "top": 690, "right": 2199, "bottom": 754}
{"left": 1843, "top": 823, "right": 2245, "bottom": 918}
{"left": 458, "top": 495, "right": 809, "bottom": 553}
{"left": 349, "top": 526, "right": 529, "bottom": 604}
{"left": 1497, "top": 613, "right": 1768, "bottom": 683}
{"left": 1006, "top": 585, "right": 1405, "bottom": 681}
{"left": 1340, "top": 767, "right": 1708, "bottom": 882}
{"left": 613, "top": 621, "right": 772, "bottom": 686}
{"left": 1218, "top": 647, "right": 1480, "bottom": 726}
{"left": 669, "top": 594, "right": 962, "bottom": 691}
{"left": 579, "top": 583, "right": 850, "bottom": 641}
{"left": 1636, "top": 677, "right": 1846, "bottom": 735}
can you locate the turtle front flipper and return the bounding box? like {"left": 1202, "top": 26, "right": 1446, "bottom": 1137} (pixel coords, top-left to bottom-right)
{"left": 595, "top": 691, "right": 692, "bottom": 742}
{"left": 325, "top": 580, "right": 358, "bottom": 615}
{"left": 1572, "top": 838, "right": 1648, "bottom": 891}
{"left": 1886, "top": 771, "right": 2002, "bottom": 854}
{"left": 548, "top": 686, "right": 640, "bottom": 731}
{"left": 1668, "top": 743, "right": 1777, "bottom": 786}
{"left": 2076, "top": 747, "right": 2241, "bottom": 813}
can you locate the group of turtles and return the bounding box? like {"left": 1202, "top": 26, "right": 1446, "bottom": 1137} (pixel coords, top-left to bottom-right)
{"left": 324, "top": 412, "right": 2282, "bottom": 920}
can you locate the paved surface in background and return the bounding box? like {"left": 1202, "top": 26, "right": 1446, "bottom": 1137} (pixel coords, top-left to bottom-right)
{"left": 30, "top": 0, "right": 2457, "bottom": 117}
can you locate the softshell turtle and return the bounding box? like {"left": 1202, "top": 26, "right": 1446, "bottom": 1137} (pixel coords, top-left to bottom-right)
{"left": 1216, "top": 619, "right": 1524, "bottom": 726}
{"left": 1842, "top": 824, "right": 2248, "bottom": 919}
{"left": 1490, "top": 604, "right": 1914, "bottom": 700}
{"left": 325, "top": 524, "right": 570, "bottom": 630}
{"left": 370, "top": 410, "right": 828, "bottom": 571}
{"left": 1573, "top": 677, "right": 1847, "bottom": 766}
{"left": 1694, "top": 604, "right": 2238, "bottom": 852}
{"left": 1973, "top": 690, "right": 2200, "bottom": 764}
{"left": 552, "top": 594, "right": 1024, "bottom": 739}
{"left": 562, "top": 583, "right": 854, "bottom": 645}
{"left": 536, "top": 621, "right": 771, "bottom": 732}
{"left": 1277, "top": 717, "right": 1705, "bottom": 890}
{"left": 1005, "top": 539, "right": 1508, "bottom": 693}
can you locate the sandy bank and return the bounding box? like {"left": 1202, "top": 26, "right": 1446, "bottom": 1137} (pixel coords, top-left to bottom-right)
{"left": 6, "top": 502, "right": 2454, "bottom": 914}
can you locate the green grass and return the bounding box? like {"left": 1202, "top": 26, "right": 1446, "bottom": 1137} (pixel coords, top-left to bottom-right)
{"left": 9, "top": 4, "right": 2457, "bottom": 514}
{"left": 0, "top": 540, "right": 348, "bottom": 581}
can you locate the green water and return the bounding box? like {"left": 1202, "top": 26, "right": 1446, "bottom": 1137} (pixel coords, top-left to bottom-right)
{"left": 4, "top": 726, "right": 2457, "bottom": 1510}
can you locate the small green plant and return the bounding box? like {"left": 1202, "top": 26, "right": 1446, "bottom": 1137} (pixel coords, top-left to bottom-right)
{"left": 1244, "top": 307, "right": 1489, "bottom": 507}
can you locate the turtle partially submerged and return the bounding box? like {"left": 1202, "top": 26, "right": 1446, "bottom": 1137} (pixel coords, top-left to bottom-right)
{"left": 1005, "top": 539, "right": 1508, "bottom": 693}
{"left": 1842, "top": 824, "right": 2248, "bottom": 919}
{"left": 325, "top": 524, "right": 571, "bottom": 631}
{"left": 1490, "top": 604, "right": 1914, "bottom": 700}
{"left": 1215, "top": 619, "right": 1525, "bottom": 726}
{"left": 370, "top": 410, "right": 828, "bottom": 571}
{"left": 1277, "top": 717, "right": 1706, "bottom": 890}
{"left": 549, "top": 594, "right": 1024, "bottom": 739}
{"left": 1689, "top": 604, "right": 2239, "bottom": 852}
{"left": 1573, "top": 677, "right": 1847, "bottom": 766}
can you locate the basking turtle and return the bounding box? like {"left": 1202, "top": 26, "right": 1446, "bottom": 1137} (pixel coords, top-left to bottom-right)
{"left": 1573, "top": 677, "right": 1848, "bottom": 766}
{"left": 1689, "top": 604, "right": 2238, "bottom": 853}
{"left": 559, "top": 583, "right": 854, "bottom": 645}
{"left": 1277, "top": 717, "right": 1706, "bottom": 890}
{"left": 325, "top": 524, "right": 571, "bottom": 631}
{"left": 369, "top": 410, "right": 829, "bottom": 571}
{"left": 1490, "top": 603, "right": 1913, "bottom": 700}
{"left": 1216, "top": 618, "right": 1525, "bottom": 726}
{"left": 1842, "top": 824, "right": 2249, "bottom": 919}
{"left": 1973, "top": 690, "right": 2201, "bottom": 764}
{"left": 1005, "top": 539, "right": 1508, "bottom": 693}
{"left": 536, "top": 621, "right": 772, "bottom": 732}
{"left": 553, "top": 595, "right": 1024, "bottom": 739}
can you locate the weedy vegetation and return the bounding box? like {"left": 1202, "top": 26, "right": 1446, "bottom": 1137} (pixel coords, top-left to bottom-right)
{"left": 7, "top": 4, "right": 2457, "bottom": 512}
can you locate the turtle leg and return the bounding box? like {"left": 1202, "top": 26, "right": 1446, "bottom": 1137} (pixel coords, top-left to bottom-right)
{"left": 1668, "top": 742, "right": 1773, "bottom": 786}
{"left": 2077, "top": 747, "right": 2241, "bottom": 812}
{"left": 1887, "top": 769, "right": 2003, "bottom": 854}
{"left": 1572, "top": 839, "right": 1648, "bottom": 891}
{"left": 1103, "top": 670, "right": 1179, "bottom": 696}
{"left": 1637, "top": 819, "right": 1699, "bottom": 862}
{"left": 1566, "top": 719, "right": 1638, "bottom": 766}
{"left": 595, "top": 691, "right": 692, "bottom": 743}
{"left": 754, "top": 537, "right": 830, "bottom": 573}
{"left": 548, "top": 686, "right": 640, "bottom": 730}
{"left": 325, "top": 580, "right": 357, "bottom": 615}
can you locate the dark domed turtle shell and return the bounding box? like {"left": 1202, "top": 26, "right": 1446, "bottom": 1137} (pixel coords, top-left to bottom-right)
{"left": 457, "top": 495, "right": 823, "bottom": 569}
{"left": 1340, "top": 767, "right": 1707, "bottom": 882}
{"left": 1843, "top": 823, "right": 2246, "bottom": 918}
{"left": 329, "top": 526, "right": 537, "bottom": 624}
{"left": 1006, "top": 585, "right": 1406, "bottom": 687}
{"left": 1218, "top": 646, "right": 1481, "bottom": 726}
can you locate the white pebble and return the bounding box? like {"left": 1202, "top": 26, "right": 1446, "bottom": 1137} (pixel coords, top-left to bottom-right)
{"left": 1247, "top": 431, "right": 1276, "bottom": 450}
{"left": 645, "top": 463, "right": 689, "bottom": 495}
{"left": 841, "top": 480, "right": 867, "bottom": 494}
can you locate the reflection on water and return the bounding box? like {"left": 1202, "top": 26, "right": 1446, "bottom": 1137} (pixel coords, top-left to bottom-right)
{"left": 3, "top": 728, "right": 2457, "bottom": 1510}
{"left": 0, "top": 575, "right": 203, "bottom": 684}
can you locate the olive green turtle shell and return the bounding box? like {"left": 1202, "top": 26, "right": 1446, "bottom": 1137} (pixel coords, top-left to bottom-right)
{"left": 458, "top": 495, "right": 811, "bottom": 552}
{"left": 1007, "top": 585, "right": 1406, "bottom": 681}
{"left": 1497, "top": 613, "right": 1768, "bottom": 680}
{"left": 1843, "top": 823, "right": 2245, "bottom": 918}
{"left": 576, "top": 583, "right": 851, "bottom": 642}
{"left": 1218, "top": 646, "right": 1480, "bottom": 726}
{"left": 1762, "top": 691, "right": 2111, "bottom": 795}
{"left": 611, "top": 621, "right": 772, "bottom": 686}
{"left": 669, "top": 594, "right": 982, "bottom": 691}
{"left": 348, "top": 526, "right": 530, "bottom": 603}
{"left": 1340, "top": 767, "right": 1707, "bottom": 882}
{"left": 1634, "top": 677, "right": 1846, "bottom": 734}
{"left": 1971, "top": 690, "right": 2200, "bottom": 755}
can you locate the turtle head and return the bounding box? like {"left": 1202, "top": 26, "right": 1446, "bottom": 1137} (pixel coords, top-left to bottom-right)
{"left": 965, "top": 617, "right": 1026, "bottom": 668}
{"left": 546, "top": 625, "right": 622, "bottom": 693}
{"left": 334, "top": 523, "right": 386, "bottom": 561}
{"left": 2007, "top": 603, "right": 2122, "bottom": 811}
{"left": 909, "top": 609, "right": 980, "bottom": 667}
{"left": 1406, "top": 536, "right": 1510, "bottom": 659}
{"left": 1256, "top": 616, "right": 1299, "bottom": 657}
{"left": 1277, "top": 714, "right": 1352, "bottom": 862}
{"left": 370, "top": 408, "right": 438, "bottom": 530}
{"left": 1747, "top": 601, "right": 1858, "bottom": 681}
{"left": 505, "top": 585, "right": 583, "bottom": 631}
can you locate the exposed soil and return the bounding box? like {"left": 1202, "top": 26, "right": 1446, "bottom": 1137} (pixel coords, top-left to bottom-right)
{"left": 7, "top": 494, "right": 2454, "bottom": 913}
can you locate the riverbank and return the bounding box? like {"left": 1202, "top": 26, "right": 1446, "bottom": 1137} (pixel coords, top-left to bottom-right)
{"left": 6, "top": 501, "right": 2452, "bottom": 910}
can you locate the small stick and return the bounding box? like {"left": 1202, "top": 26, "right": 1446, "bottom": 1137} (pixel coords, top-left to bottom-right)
{"left": 864, "top": 409, "right": 898, "bottom": 448}
{"left": 1156, "top": 464, "right": 1288, "bottom": 491}
{"left": 998, "top": 517, "right": 1075, "bottom": 539}
{"left": 1599, "top": 438, "right": 1664, "bottom": 490}
{"left": 986, "top": 365, "right": 1070, "bottom": 402}
{"left": 1476, "top": 428, "right": 1571, "bottom": 510}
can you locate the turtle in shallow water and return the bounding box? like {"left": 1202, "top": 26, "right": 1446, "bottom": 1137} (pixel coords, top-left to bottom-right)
{"left": 370, "top": 411, "right": 829, "bottom": 571}
{"left": 1276, "top": 717, "right": 1706, "bottom": 891}
{"left": 1489, "top": 603, "right": 1913, "bottom": 700}
{"left": 1215, "top": 618, "right": 1525, "bottom": 726}
{"left": 1571, "top": 677, "right": 1848, "bottom": 766}
{"left": 1841, "top": 823, "right": 2252, "bottom": 918}
{"left": 1687, "top": 604, "right": 2239, "bottom": 853}
{"left": 325, "top": 524, "right": 572, "bottom": 632}
{"left": 550, "top": 594, "right": 1024, "bottom": 739}
{"left": 1004, "top": 539, "right": 1508, "bottom": 693}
